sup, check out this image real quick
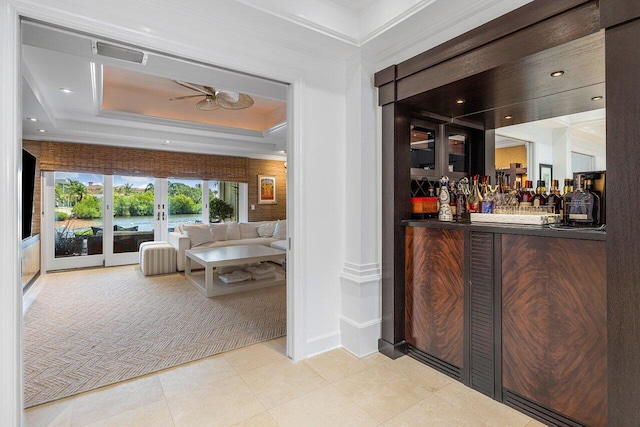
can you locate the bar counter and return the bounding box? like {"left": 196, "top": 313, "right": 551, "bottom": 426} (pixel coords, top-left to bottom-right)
{"left": 403, "top": 218, "right": 606, "bottom": 241}
{"left": 402, "top": 218, "right": 607, "bottom": 426}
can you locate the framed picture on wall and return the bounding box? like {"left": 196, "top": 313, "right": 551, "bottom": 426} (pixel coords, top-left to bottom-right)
{"left": 258, "top": 175, "right": 277, "bottom": 204}
{"left": 539, "top": 163, "right": 553, "bottom": 187}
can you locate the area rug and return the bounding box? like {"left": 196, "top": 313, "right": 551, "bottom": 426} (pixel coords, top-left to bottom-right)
{"left": 23, "top": 265, "right": 286, "bottom": 408}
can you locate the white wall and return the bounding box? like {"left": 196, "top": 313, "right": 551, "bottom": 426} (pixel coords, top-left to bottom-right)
{"left": 1, "top": 0, "right": 350, "bottom": 422}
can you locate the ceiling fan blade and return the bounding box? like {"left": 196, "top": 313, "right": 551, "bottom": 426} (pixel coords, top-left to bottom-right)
{"left": 173, "top": 80, "right": 215, "bottom": 96}
{"left": 195, "top": 96, "right": 220, "bottom": 111}
{"left": 217, "top": 92, "right": 254, "bottom": 110}
{"left": 168, "top": 94, "right": 203, "bottom": 101}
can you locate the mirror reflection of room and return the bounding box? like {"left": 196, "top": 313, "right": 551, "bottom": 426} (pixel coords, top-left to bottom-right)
{"left": 495, "top": 108, "right": 605, "bottom": 188}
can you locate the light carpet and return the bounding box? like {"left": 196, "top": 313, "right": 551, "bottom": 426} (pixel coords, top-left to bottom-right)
{"left": 23, "top": 264, "right": 286, "bottom": 408}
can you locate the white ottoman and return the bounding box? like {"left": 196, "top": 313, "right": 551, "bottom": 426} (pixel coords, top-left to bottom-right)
{"left": 139, "top": 241, "right": 176, "bottom": 276}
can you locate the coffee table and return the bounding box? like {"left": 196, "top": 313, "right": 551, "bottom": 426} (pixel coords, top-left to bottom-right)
{"left": 184, "top": 244, "right": 286, "bottom": 297}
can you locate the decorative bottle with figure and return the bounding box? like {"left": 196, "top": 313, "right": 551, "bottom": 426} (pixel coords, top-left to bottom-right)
{"left": 438, "top": 176, "right": 453, "bottom": 222}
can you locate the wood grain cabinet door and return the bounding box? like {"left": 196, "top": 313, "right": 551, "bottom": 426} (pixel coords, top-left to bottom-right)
{"left": 405, "top": 227, "right": 464, "bottom": 368}
{"left": 502, "top": 234, "right": 606, "bottom": 427}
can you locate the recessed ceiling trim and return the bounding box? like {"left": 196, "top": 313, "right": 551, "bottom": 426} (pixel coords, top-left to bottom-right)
{"left": 21, "top": 60, "right": 57, "bottom": 127}
{"left": 97, "top": 109, "right": 271, "bottom": 140}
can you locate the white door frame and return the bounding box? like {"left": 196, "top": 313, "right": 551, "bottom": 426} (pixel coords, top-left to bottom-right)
{"left": 2, "top": 4, "right": 306, "bottom": 423}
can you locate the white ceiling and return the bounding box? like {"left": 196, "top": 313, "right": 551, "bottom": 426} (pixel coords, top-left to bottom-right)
{"left": 496, "top": 109, "right": 606, "bottom": 147}
{"left": 21, "top": 0, "right": 533, "bottom": 159}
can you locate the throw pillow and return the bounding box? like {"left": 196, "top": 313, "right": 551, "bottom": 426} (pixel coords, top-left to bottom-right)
{"left": 226, "top": 222, "right": 241, "bottom": 240}
{"left": 272, "top": 219, "right": 287, "bottom": 240}
{"left": 209, "top": 223, "right": 227, "bottom": 241}
{"left": 239, "top": 222, "right": 260, "bottom": 239}
{"left": 257, "top": 221, "right": 276, "bottom": 238}
{"left": 182, "top": 223, "right": 214, "bottom": 247}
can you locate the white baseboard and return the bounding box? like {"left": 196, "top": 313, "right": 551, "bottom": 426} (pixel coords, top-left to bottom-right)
{"left": 340, "top": 316, "right": 381, "bottom": 357}
{"left": 305, "top": 330, "right": 341, "bottom": 358}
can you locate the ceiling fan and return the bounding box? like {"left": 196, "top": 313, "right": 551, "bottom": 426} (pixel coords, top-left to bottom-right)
{"left": 169, "top": 80, "right": 254, "bottom": 111}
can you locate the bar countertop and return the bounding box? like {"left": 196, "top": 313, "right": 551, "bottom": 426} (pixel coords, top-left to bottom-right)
{"left": 403, "top": 219, "right": 606, "bottom": 241}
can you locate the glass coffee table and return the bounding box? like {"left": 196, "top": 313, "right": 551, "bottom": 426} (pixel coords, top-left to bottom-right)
{"left": 184, "top": 244, "right": 286, "bottom": 297}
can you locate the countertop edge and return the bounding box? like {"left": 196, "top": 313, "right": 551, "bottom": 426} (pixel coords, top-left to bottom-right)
{"left": 403, "top": 219, "right": 606, "bottom": 241}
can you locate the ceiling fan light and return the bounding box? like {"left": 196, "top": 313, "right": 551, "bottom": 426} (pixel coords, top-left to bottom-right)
{"left": 216, "top": 93, "right": 255, "bottom": 110}
{"left": 217, "top": 90, "right": 240, "bottom": 103}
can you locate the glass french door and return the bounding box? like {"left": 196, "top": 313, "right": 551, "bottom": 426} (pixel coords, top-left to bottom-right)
{"left": 44, "top": 173, "right": 244, "bottom": 271}
{"left": 46, "top": 171, "right": 106, "bottom": 270}
{"left": 103, "top": 175, "right": 162, "bottom": 266}
{"left": 45, "top": 172, "right": 166, "bottom": 271}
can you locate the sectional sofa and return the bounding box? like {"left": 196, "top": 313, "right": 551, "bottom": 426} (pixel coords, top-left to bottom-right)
{"left": 168, "top": 220, "right": 286, "bottom": 271}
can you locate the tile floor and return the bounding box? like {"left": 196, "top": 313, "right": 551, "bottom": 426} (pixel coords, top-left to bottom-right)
{"left": 24, "top": 337, "right": 548, "bottom": 427}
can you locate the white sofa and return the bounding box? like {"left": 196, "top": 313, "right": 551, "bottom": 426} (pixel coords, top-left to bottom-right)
{"left": 168, "top": 220, "right": 286, "bottom": 271}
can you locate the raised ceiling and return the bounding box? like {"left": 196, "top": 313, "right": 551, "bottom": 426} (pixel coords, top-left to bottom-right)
{"left": 21, "top": 0, "right": 533, "bottom": 159}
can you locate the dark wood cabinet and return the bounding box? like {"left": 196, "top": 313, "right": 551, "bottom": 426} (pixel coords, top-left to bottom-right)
{"left": 405, "top": 226, "right": 464, "bottom": 377}
{"left": 468, "top": 232, "right": 499, "bottom": 399}
{"left": 501, "top": 234, "right": 607, "bottom": 427}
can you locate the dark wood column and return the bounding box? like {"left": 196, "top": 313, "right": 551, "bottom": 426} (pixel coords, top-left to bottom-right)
{"left": 379, "top": 74, "right": 411, "bottom": 358}
{"left": 603, "top": 3, "right": 640, "bottom": 425}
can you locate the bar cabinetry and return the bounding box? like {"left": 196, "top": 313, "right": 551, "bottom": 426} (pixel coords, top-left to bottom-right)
{"left": 502, "top": 234, "right": 606, "bottom": 427}
{"left": 405, "top": 227, "right": 464, "bottom": 378}
{"left": 404, "top": 221, "right": 606, "bottom": 426}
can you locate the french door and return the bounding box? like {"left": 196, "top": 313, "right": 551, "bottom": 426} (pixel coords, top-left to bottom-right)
{"left": 44, "top": 172, "right": 241, "bottom": 271}
{"left": 44, "top": 172, "right": 166, "bottom": 271}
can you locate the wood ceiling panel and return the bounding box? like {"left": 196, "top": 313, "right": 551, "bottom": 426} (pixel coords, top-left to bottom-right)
{"left": 399, "top": 31, "right": 604, "bottom": 129}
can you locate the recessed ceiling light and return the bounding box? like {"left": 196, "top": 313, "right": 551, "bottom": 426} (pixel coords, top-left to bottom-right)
{"left": 59, "top": 88, "right": 74, "bottom": 94}
{"left": 550, "top": 71, "right": 564, "bottom": 77}
{"left": 163, "top": 140, "right": 171, "bottom": 144}
{"left": 456, "top": 99, "right": 465, "bottom": 104}
{"left": 26, "top": 117, "right": 38, "bottom": 122}
{"left": 591, "top": 96, "right": 603, "bottom": 101}
{"left": 505, "top": 115, "right": 513, "bottom": 120}
{"left": 36, "top": 129, "right": 46, "bottom": 133}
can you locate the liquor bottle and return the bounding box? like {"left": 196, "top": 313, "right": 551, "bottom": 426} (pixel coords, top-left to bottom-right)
{"left": 518, "top": 180, "right": 535, "bottom": 207}
{"left": 456, "top": 178, "right": 469, "bottom": 220}
{"left": 561, "top": 178, "right": 574, "bottom": 223}
{"left": 466, "top": 175, "right": 483, "bottom": 213}
{"left": 449, "top": 181, "right": 457, "bottom": 217}
{"left": 565, "top": 174, "right": 601, "bottom": 226}
{"left": 532, "top": 180, "right": 548, "bottom": 207}
{"left": 480, "top": 176, "right": 490, "bottom": 199}
{"left": 547, "top": 179, "right": 562, "bottom": 214}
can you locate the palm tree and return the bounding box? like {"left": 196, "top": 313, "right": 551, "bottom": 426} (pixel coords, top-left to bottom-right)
{"left": 123, "top": 183, "right": 133, "bottom": 196}
{"left": 145, "top": 183, "right": 154, "bottom": 193}
{"left": 66, "top": 180, "right": 89, "bottom": 205}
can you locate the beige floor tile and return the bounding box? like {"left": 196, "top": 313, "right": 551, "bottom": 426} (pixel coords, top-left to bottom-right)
{"left": 304, "top": 348, "right": 369, "bottom": 383}
{"left": 269, "top": 384, "right": 379, "bottom": 427}
{"left": 230, "top": 411, "right": 279, "bottom": 427}
{"left": 164, "top": 374, "right": 264, "bottom": 427}
{"left": 83, "top": 400, "right": 174, "bottom": 427}
{"left": 223, "top": 342, "right": 288, "bottom": 372}
{"left": 239, "top": 358, "right": 328, "bottom": 409}
{"left": 334, "top": 362, "right": 431, "bottom": 423}
{"left": 384, "top": 394, "right": 489, "bottom": 427}
{"left": 24, "top": 398, "right": 74, "bottom": 427}
{"left": 158, "top": 354, "right": 237, "bottom": 397}
{"left": 434, "top": 381, "right": 532, "bottom": 427}
{"left": 382, "top": 356, "right": 453, "bottom": 392}
{"left": 361, "top": 351, "right": 389, "bottom": 367}
{"left": 71, "top": 374, "right": 165, "bottom": 426}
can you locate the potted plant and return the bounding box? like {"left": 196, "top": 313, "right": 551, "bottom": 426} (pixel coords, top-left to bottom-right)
{"left": 209, "top": 198, "right": 234, "bottom": 222}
